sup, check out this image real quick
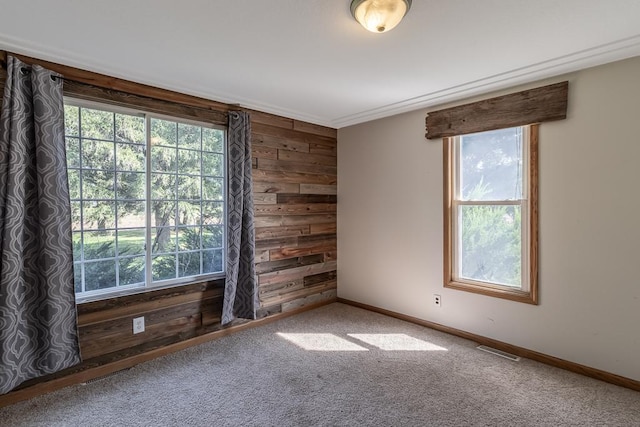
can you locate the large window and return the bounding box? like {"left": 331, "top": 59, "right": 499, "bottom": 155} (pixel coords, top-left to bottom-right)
{"left": 65, "top": 100, "right": 226, "bottom": 299}
{"left": 444, "top": 125, "right": 538, "bottom": 304}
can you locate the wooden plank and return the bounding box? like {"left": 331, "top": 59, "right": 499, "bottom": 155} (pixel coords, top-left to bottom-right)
{"left": 324, "top": 251, "right": 337, "bottom": 262}
{"left": 310, "top": 222, "right": 337, "bottom": 234}
{"left": 269, "top": 238, "right": 337, "bottom": 261}
{"left": 425, "top": 81, "right": 568, "bottom": 139}
{"left": 252, "top": 134, "right": 309, "bottom": 153}
{"left": 256, "top": 254, "right": 325, "bottom": 275}
{"left": 253, "top": 193, "right": 278, "bottom": 205}
{"left": 255, "top": 249, "right": 270, "bottom": 263}
{"left": 278, "top": 150, "right": 336, "bottom": 167}
{"left": 292, "top": 120, "right": 337, "bottom": 138}
{"left": 253, "top": 182, "right": 300, "bottom": 194}
{"left": 78, "top": 288, "right": 222, "bottom": 326}
{"left": 255, "top": 225, "right": 310, "bottom": 240}
{"left": 254, "top": 203, "right": 336, "bottom": 216}
{"left": 76, "top": 280, "right": 222, "bottom": 314}
{"left": 256, "top": 236, "right": 299, "bottom": 251}
{"left": 251, "top": 144, "right": 278, "bottom": 160}
{"left": 257, "top": 158, "right": 337, "bottom": 176}
{"left": 259, "top": 279, "right": 305, "bottom": 300}
{"left": 248, "top": 109, "right": 294, "bottom": 129}
{"left": 276, "top": 194, "right": 337, "bottom": 204}
{"left": 303, "top": 271, "right": 337, "bottom": 287}
{"left": 260, "top": 281, "right": 336, "bottom": 307}
{"left": 3, "top": 51, "right": 230, "bottom": 113}
{"left": 63, "top": 80, "right": 227, "bottom": 125}
{"left": 309, "top": 143, "right": 337, "bottom": 156}
{"left": 300, "top": 184, "right": 337, "bottom": 195}
{"left": 258, "top": 261, "right": 337, "bottom": 286}
{"left": 254, "top": 214, "right": 337, "bottom": 228}
{"left": 282, "top": 289, "right": 337, "bottom": 312}
{"left": 253, "top": 170, "right": 337, "bottom": 185}
{"left": 81, "top": 314, "right": 201, "bottom": 360}
{"left": 253, "top": 123, "right": 336, "bottom": 147}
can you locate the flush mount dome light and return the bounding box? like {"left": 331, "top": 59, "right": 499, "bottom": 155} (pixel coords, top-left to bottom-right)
{"left": 350, "top": 0, "right": 412, "bottom": 33}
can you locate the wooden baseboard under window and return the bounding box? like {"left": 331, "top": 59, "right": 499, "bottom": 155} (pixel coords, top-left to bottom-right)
{"left": 337, "top": 298, "right": 640, "bottom": 392}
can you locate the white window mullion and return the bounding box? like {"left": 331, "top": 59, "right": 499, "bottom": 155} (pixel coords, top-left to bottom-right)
{"left": 145, "top": 114, "right": 153, "bottom": 289}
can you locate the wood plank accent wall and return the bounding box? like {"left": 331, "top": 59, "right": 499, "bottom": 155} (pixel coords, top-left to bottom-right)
{"left": 0, "top": 50, "right": 337, "bottom": 402}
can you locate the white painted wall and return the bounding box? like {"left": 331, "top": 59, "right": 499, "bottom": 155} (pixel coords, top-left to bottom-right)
{"left": 337, "top": 56, "right": 640, "bottom": 381}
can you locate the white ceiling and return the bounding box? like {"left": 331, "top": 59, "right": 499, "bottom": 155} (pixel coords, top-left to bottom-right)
{"left": 2, "top": 0, "right": 640, "bottom": 128}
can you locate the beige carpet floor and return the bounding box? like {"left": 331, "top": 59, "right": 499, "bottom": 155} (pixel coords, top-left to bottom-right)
{"left": 1, "top": 303, "right": 639, "bottom": 426}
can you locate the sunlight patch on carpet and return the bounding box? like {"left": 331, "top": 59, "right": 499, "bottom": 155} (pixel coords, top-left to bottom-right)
{"left": 276, "top": 333, "right": 369, "bottom": 351}
{"left": 348, "top": 334, "right": 449, "bottom": 351}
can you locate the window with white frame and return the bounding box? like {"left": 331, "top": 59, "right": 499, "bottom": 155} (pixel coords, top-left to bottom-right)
{"left": 64, "top": 100, "right": 226, "bottom": 299}
{"left": 444, "top": 125, "right": 538, "bottom": 304}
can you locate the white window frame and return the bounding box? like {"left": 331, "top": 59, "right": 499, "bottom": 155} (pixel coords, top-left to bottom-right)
{"left": 444, "top": 124, "right": 538, "bottom": 304}
{"left": 66, "top": 98, "right": 227, "bottom": 302}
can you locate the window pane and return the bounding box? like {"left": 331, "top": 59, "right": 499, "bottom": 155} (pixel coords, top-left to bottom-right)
{"left": 151, "top": 201, "right": 177, "bottom": 227}
{"left": 150, "top": 118, "right": 177, "bottom": 146}
{"left": 151, "top": 173, "right": 176, "bottom": 200}
{"left": 71, "top": 201, "right": 81, "bottom": 230}
{"left": 116, "top": 172, "right": 145, "bottom": 200}
{"left": 117, "top": 201, "right": 145, "bottom": 228}
{"left": 82, "top": 140, "right": 115, "bottom": 170}
{"left": 151, "top": 227, "right": 176, "bottom": 254}
{"left": 72, "top": 232, "right": 82, "bottom": 262}
{"left": 82, "top": 170, "right": 115, "bottom": 200}
{"left": 202, "top": 202, "right": 224, "bottom": 225}
{"left": 460, "top": 127, "right": 523, "bottom": 201}
{"left": 202, "top": 128, "right": 224, "bottom": 153}
{"left": 84, "top": 230, "right": 116, "bottom": 260}
{"left": 116, "top": 143, "right": 145, "bottom": 171}
{"left": 118, "top": 228, "right": 146, "bottom": 257}
{"left": 119, "top": 256, "right": 145, "bottom": 287}
{"left": 178, "top": 202, "right": 201, "bottom": 226}
{"left": 80, "top": 108, "right": 114, "bottom": 140}
{"left": 178, "top": 175, "right": 201, "bottom": 200}
{"left": 115, "top": 114, "right": 145, "bottom": 143}
{"left": 178, "top": 227, "right": 201, "bottom": 251}
{"left": 203, "top": 177, "right": 223, "bottom": 201}
{"left": 203, "top": 249, "right": 223, "bottom": 274}
{"left": 151, "top": 146, "right": 176, "bottom": 172}
{"left": 202, "top": 153, "right": 224, "bottom": 177}
{"left": 84, "top": 260, "right": 117, "bottom": 291}
{"left": 68, "top": 169, "right": 81, "bottom": 200}
{"left": 152, "top": 255, "right": 176, "bottom": 281}
{"left": 178, "top": 252, "right": 201, "bottom": 278}
{"left": 64, "top": 105, "right": 79, "bottom": 136}
{"left": 73, "top": 263, "right": 83, "bottom": 294}
{"left": 178, "top": 149, "right": 201, "bottom": 175}
{"left": 66, "top": 137, "right": 80, "bottom": 167}
{"left": 82, "top": 201, "right": 116, "bottom": 230}
{"left": 203, "top": 225, "right": 223, "bottom": 249}
{"left": 459, "top": 205, "right": 521, "bottom": 287}
{"left": 178, "top": 123, "right": 201, "bottom": 150}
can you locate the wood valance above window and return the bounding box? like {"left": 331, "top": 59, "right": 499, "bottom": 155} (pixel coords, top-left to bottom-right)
{"left": 425, "top": 81, "right": 568, "bottom": 139}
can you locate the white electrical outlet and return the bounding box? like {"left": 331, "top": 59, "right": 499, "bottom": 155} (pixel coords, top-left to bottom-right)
{"left": 133, "top": 316, "right": 145, "bottom": 334}
{"left": 434, "top": 294, "right": 442, "bottom": 308}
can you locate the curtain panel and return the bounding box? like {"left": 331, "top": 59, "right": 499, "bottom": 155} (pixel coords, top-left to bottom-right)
{"left": 0, "top": 56, "right": 80, "bottom": 394}
{"left": 222, "top": 111, "right": 257, "bottom": 325}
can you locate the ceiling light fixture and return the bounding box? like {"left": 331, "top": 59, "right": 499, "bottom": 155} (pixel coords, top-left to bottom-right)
{"left": 350, "top": 0, "right": 412, "bottom": 33}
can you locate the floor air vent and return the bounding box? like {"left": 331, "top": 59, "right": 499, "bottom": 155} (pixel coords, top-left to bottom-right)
{"left": 82, "top": 368, "right": 131, "bottom": 385}
{"left": 477, "top": 345, "right": 520, "bottom": 362}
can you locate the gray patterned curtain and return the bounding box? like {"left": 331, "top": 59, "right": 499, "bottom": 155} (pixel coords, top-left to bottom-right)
{"left": 0, "top": 56, "right": 80, "bottom": 394}
{"left": 222, "top": 111, "right": 257, "bottom": 325}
